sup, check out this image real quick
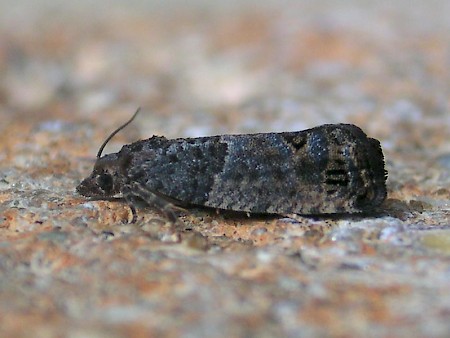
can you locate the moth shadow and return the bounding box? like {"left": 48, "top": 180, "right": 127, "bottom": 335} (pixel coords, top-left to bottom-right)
{"left": 299, "top": 210, "right": 387, "bottom": 222}
{"left": 186, "top": 205, "right": 280, "bottom": 222}
{"left": 186, "top": 205, "right": 388, "bottom": 223}
{"left": 82, "top": 196, "right": 390, "bottom": 223}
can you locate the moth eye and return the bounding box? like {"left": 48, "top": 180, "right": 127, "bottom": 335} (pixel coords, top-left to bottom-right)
{"left": 98, "top": 173, "right": 114, "bottom": 193}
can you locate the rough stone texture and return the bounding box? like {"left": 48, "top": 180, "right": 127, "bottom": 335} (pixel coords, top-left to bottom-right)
{"left": 1, "top": 1, "right": 449, "bottom": 337}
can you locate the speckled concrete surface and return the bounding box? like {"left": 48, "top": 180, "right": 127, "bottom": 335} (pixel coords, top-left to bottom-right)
{"left": 1, "top": 1, "right": 450, "bottom": 337}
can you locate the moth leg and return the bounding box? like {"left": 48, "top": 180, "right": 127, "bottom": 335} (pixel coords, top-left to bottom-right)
{"left": 125, "top": 182, "right": 182, "bottom": 223}
{"left": 282, "top": 213, "right": 308, "bottom": 224}
{"left": 122, "top": 191, "right": 139, "bottom": 223}
{"left": 127, "top": 201, "right": 138, "bottom": 224}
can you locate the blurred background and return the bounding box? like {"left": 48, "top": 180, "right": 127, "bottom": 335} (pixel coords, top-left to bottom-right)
{"left": 1, "top": 2, "right": 450, "bottom": 337}
{"left": 1, "top": 0, "right": 449, "bottom": 143}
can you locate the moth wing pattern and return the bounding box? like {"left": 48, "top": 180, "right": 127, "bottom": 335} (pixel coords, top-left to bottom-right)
{"left": 118, "top": 124, "right": 386, "bottom": 216}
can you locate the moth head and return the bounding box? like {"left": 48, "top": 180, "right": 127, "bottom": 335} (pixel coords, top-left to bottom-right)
{"left": 76, "top": 153, "right": 125, "bottom": 198}
{"left": 77, "top": 109, "right": 140, "bottom": 198}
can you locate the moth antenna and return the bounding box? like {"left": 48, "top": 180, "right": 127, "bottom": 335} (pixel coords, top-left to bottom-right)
{"left": 97, "top": 108, "right": 141, "bottom": 158}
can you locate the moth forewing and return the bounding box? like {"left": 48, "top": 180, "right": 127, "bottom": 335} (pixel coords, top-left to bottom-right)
{"left": 77, "top": 117, "right": 387, "bottom": 222}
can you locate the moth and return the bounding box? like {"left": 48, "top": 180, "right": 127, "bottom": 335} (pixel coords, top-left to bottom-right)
{"left": 77, "top": 110, "right": 387, "bottom": 222}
